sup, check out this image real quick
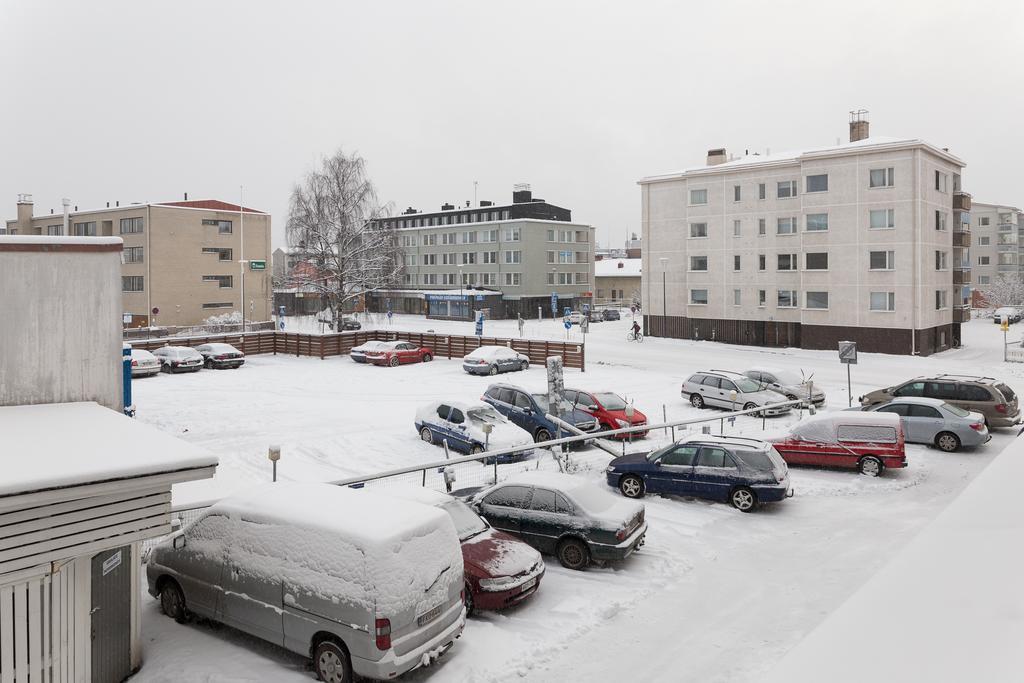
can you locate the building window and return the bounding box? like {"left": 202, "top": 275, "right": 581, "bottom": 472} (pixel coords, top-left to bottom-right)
{"left": 546, "top": 251, "right": 556, "bottom": 264}
{"left": 935, "top": 211, "right": 947, "bottom": 231}
{"left": 560, "top": 230, "right": 575, "bottom": 242}
{"left": 442, "top": 253, "right": 457, "bottom": 265}
{"left": 777, "top": 181, "right": 797, "bottom": 198}
{"left": 869, "top": 209, "right": 895, "bottom": 229}
{"left": 122, "top": 275, "right": 144, "bottom": 292}
{"left": 869, "top": 167, "right": 895, "bottom": 188}
{"left": 758, "top": 183, "right": 766, "bottom": 200}
{"left": 462, "top": 231, "right": 477, "bottom": 244}
{"left": 935, "top": 290, "right": 948, "bottom": 310}
{"left": 777, "top": 217, "right": 797, "bottom": 235}
{"left": 689, "top": 189, "right": 708, "bottom": 205}
{"left": 73, "top": 221, "right": 97, "bottom": 236}
{"left": 935, "top": 171, "right": 948, "bottom": 193}
{"left": 481, "top": 273, "right": 497, "bottom": 286}
{"left": 504, "top": 272, "right": 521, "bottom": 286}
{"left": 978, "top": 275, "right": 991, "bottom": 285}
{"left": 501, "top": 210, "right": 510, "bottom": 220}
{"left": 483, "top": 251, "right": 497, "bottom": 264}
{"left": 504, "top": 227, "right": 520, "bottom": 242}
{"left": 558, "top": 250, "right": 573, "bottom": 264}
{"left": 46, "top": 224, "right": 62, "bottom": 236}
{"left": 758, "top": 290, "right": 766, "bottom": 307}
{"left": 202, "top": 275, "right": 233, "bottom": 288}
{"left": 869, "top": 250, "right": 895, "bottom": 270}
{"left": 690, "top": 289, "right": 709, "bottom": 305}
{"left": 805, "top": 213, "right": 829, "bottom": 232}
{"left": 124, "top": 246, "right": 144, "bottom": 263}
{"left": 690, "top": 222, "right": 708, "bottom": 238}
{"left": 805, "top": 291, "right": 829, "bottom": 309}
{"left": 442, "top": 273, "right": 457, "bottom": 285}
{"left": 732, "top": 219, "right": 741, "bottom": 237}
{"left": 119, "top": 217, "right": 144, "bottom": 234}
{"left": 777, "top": 253, "right": 798, "bottom": 271}
{"left": 777, "top": 290, "right": 798, "bottom": 308}
{"left": 423, "top": 254, "right": 437, "bottom": 265}
{"left": 201, "top": 302, "right": 232, "bottom": 309}
{"left": 805, "top": 252, "right": 828, "bottom": 270}
{"left": 758, "top": 218, "right": 766, "bottom": 235}
{"left": 402, "top": 273, "right": 417, "bottom": 285}
{"left": 734, "top": 255, "right": 741, "bottom": 271}
{"left": 978, "top": 256, "right": 990, "bottom": 265}
{"left": 442, "top": 232, "right": 457, "bottom": 245}
{"left": 422, "top": 273, "right": 437, "bottom": 285}
{"left": 690, "top": 256, "right": 708, "bottom": 271}
{"left": 480, "top": 229, "right": 498, "bottom": 243}
{"left": 504, "top": 250, "right": 521, "bottom": 264}
{"left": 546, "top": 229, "right": 557, "bottom": 242}
{"left": 870, "top": 292, "right": 896, "bottom": 311}
{"left": 758, "top": 254, "right": 766, "bottom": 271}
{"left": 461, "top": 252, "right": 476, "bottom": 265}
{"left": 404, "top": 254, "right": 417, "bottom": 267}
{"left": 202, "top": 219, "right": 233, "bottom": 233}
{"left": 805, "top": 174, "right": 829, "bottom": 193}
{"left": 935, "top": 250, "right": 948, "bottom": 271}
{"left": 733, "top": 185, "right": 741, "bottom": 202}
{"left": 978, "top": 236, "right": 990, "bottom": 246}
{"left": 999, "top": 252, "right": 1018, "bottom": 266}
{"left": 575, "top": 272, "right": 587, "bottom": 284}
{"left": 401, "top": 235, "right": 417, "bottom": 247}
{"left": 733, "top": 289, "right": 741, "bottom": 306}
{"left": 422, "top": 234, "right": 436, "bottom": 246}
{"left": 979, "top": 216, "right": 990, "bottom": 227}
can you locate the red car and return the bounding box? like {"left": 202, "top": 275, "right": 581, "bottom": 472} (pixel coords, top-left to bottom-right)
{"left": 364, "top": 340, "right": 433, "bottom": 366}
{"left": 768, "top": 411, "right": 907, "bottom": 476}
{"left": 382, "top": 487, "right": 544, "bottom": 615}
{"left": 562, "top": 388, "right": 648, "bottom": 439}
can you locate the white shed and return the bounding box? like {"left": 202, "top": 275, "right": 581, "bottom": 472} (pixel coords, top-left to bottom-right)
{"left": 0, "top": 402, "right": 217, "bottom": 682}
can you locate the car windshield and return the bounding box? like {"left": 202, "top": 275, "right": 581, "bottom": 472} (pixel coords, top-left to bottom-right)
{"left": 467, "top": 407, "right": 505, "bottom": 425}
{"left": 942, "top": 403, "right": 971, "bottom": 418}
{"left": 593, "top": 392, "right": 627, "bottom": 410}
{"left": 771, "top": 370, "right": 802, "bottom": 386}
{"left": 532, "top": 394, "right": 575, "bottom": 413}
{"left": 441, "top": 499, "right": 487, "bottom": 541}
{"left": 734, "top": 377, "right": 762, "bottom": 393}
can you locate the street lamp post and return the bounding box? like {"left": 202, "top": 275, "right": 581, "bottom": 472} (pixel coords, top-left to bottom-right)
{"left": 239, "top": 260, "right": 249, "bottom": 332}
{"left": 659, "top": 257, "right": 669, "bottom": 337}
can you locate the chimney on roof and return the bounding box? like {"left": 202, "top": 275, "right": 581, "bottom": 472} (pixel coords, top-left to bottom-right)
{"left": 706, "top": 148, "right": 727, "bottom": 166}
{"left": 512, "top": 183, "right": 532, "bottom": 204}
{"left": 184, "top": 192, "right": 188, "bottom": 201}
{"left": 15, "top": 194, "right": 33, "bottom": 231}
{"left": 849, "top": 109, "right": 869, "bottom": 142}
{"left": 106, "top": 202, "right": 110, "bottom": 208}
{"left": 116, "top": 201, "right": 119, "bottom": 207}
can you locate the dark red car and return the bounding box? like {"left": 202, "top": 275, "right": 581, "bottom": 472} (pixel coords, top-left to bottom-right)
{"left": 768, "top": 411, "right": 907, "bottom": 476}
{"left": 383, "top": 487, "right": 544, "bottom": 615}
{"left": 562, "top": 388, "right": 648, "bottom": 439}
{"left": 364, "top": 340, "right": 433, "bottom": 367}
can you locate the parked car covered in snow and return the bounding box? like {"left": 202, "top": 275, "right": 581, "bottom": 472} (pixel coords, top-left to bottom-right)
{"left": 415, "top": 400, "right": 534, "bottom": 461}
{"left": 855, "top": 397, "right": 990, "bottom": 452}
{"left": 195, "top": 342, "right": 245, "bottom": 369}
{"left": 742, "top": 367, "right": 825, "bottom": 407}
{"left": 605, "top": 435, "right": 792, "bottom": 512}
{"left": 152, "top": 345, "right": 203, "bottom": 373}
{"left": 462, "top": 346, "right": 530, "bottom": 376}
{"left": 380, "top": 487, "right": 544, "bottom": 616}
{"left": 147, "top": 483, "right": 465, "bottom": 682}
{"left": 562, "top": 388, "right": 648, "bottom": 439}
{"left": 129, "top": 348, "right": 161, "bottom": 377}
{"left": 682, "top": 370, "right": 791, "bottom": 416}
{"left": 482, "top": 383, "right": 599, "bottom": 444}
{"left": 365, "top": 341, "right": 434, "bottom": 367}
{"left": 768, "top": 411, "right": 906, "bottom": 476}
{"left": 992, "top": 306, "right": 1021, "bottom": 324}
{"left": 454, "top": 472, "right": 646, "bottom": 570}
{"left": 350, "top": 340, "right": 391, "bottom": 363}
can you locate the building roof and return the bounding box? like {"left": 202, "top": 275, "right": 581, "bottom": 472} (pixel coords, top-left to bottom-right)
{"left": 0, "top": 236, "right": 124, "bottom": 252}
{"left": 14, "top": 199, "right": 268, "bottom": 222}
{"left": 640, "top": 136, "right": 965, "bottom": 184}
{"left": 595, "top": 258, "right": 642, "bottom": 278}
{"left": 0, "top": 402, "right": 219, "bottom": 498}
{"left": 154, "top": 199, "right": 267, "bottom": 213}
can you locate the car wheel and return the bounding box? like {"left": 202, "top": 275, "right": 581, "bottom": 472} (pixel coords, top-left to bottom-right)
{"left": 422, "top": 353, "right": 432, "bottom": 362}
{"left": 520, "top": 360, "right": 529, "bottom": 371}
{"left": 204, "top": 359, "right": 212, "bottom": 369}
{"left": 158, "top": 579, "right": 188, "bottom": 624}
{"left": 743, "top": 401, "right": 758, "bottom": 413}
{"left": 420, "top": 427, "right": 434, "bottom": 445}
{"left": 935, "top": 431, "right": 961, "bottom": 453}
{"left": 690, "top": 393, "right": 705, "bottom": 409}
{"left": 859, "top": 456, "right": 883, "bottom": 477}
{"left": 557, "top": 538, "right": 590, "bottom": 571}
{"left": 160, "top": 363, "right": 170, "bottom": 373}
{"left": 535, "top": 428, "right": 552, "bottom": 443}
{"left": 470, "top": 445, "right": 484, "bottom": 455}
{"left": 488, "top": 365, "right": 498, "bottom": 376}
{"left": 619, "top": 475, "right": 645, "bottom": 498}
{"left": 730, "top": 487, "right": 756, "bottom": 512}
{"left": 388, "top": 356, "right": 399, "bottom": 367}
{"left": 464, "top": 585, "right": 475, "bottom": 617}
{"left": 313, "top": 639, "right": 352, "bottom": 683}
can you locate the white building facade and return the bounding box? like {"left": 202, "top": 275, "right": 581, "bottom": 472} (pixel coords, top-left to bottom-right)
{"left": 969, "top": 201, "right": 1022, "bottom": 303}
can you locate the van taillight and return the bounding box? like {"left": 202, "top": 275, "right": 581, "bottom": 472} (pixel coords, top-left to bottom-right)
{"left": 375, "top": 617, "right": 391, "bottom": 650}
{"left": 996, "top": 404, "right": 1008, "bottom": 414}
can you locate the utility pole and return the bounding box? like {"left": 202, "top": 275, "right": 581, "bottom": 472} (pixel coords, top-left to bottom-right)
{"left": 239, "top": 185, "right": 245, "bottom": 332}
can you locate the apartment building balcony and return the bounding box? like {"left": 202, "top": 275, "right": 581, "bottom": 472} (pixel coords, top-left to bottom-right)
{"left": 952, "top": 230, "right": 971, "bottom": 248}
{"left": 953, "top": 306, "right": 971, "bottom": 324}
{"left": 953, "top": 192, "right": 972, "bottom": 211}
{"left": 953, "top": 268, "right": 971, "bottom": 285}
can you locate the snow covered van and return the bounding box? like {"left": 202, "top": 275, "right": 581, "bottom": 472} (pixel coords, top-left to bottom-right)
{"left": 146, "top": 483, "right": 465, "bottom": 682}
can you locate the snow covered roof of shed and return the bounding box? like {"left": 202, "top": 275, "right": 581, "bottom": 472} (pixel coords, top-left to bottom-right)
{"left": 594, "top": 258, "right": 642, "bottom": 278}
{"left": 0, "top": 402, "right": 218, "bottom": 498}
{"left": 0, "top": 235, "right": 123, "bottom": 251}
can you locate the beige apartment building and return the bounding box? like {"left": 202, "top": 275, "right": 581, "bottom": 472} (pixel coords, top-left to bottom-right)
{"left": 969, "top": 201, "right": 1022, "bottom": 302}
{"left": 639, "top": 115, "right": 970, "bottom": 356}
{"left": 5, "top": 195, "right": 271, "bottom": 326}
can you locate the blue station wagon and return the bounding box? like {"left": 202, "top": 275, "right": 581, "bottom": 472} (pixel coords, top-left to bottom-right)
{"left": 605, "top": 435, "right": 793, "bottom": 512}
{"left": 482, "top": 383, "right": 599, "bottom": 444}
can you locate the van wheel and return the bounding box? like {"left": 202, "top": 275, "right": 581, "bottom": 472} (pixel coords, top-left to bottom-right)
{"left": 313, "top": 639, "right": 351, "bottom": 683}
{"left": 690, "top": 394, "right": 704, "bottom": 409}
{"left": 730, "top": 487, "right": 756, "bottom": 512}
{"left": 935, "top": 432, "right": 961, "bottom": 453}
{"left": 419, "top": 427, "right": 434, "bottom": 445}
{"left": 535, "top": 428, "right": 552, "bottom": 443}
{"left": 158, "top": 579, "right": 188, "bottom": 624}
{"left": 557, "top": 538, "right": 590, "bottom": 570}
{"left": 619, "top": 475, "right": 645, "bottom": 498}
{"left": 859, "top": 456, "right": 883, "bottom": 477}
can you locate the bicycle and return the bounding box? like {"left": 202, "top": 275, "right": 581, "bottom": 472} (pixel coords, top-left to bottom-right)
{"left": 626, "top": 330, "right": 643, "bottom": 343}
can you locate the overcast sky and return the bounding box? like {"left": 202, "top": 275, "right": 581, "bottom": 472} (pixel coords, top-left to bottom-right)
{"left": 2, "top": 0, "right": 1022, "bottom": 249}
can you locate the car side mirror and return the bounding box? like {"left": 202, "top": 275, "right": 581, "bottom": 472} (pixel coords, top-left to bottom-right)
{"left": 173, "top": 535, "right": 186, "bottom": 550}
{"left": 587, "top": 405, "right": 599, "bottom": 411}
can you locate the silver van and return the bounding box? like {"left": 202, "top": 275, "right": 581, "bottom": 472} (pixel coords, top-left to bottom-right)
{"left": 146, "top": 483, "right": 465, "bottom": 682}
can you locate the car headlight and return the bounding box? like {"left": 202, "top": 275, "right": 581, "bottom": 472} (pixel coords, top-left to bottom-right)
{"left": 615, "top": 418, "right": 630, "bottom": 428}
{"left": 479, "top": 576, "right": 519, "bottom": 591}
{"left": 605, "top": 465, "right": 616, "bottom": 473}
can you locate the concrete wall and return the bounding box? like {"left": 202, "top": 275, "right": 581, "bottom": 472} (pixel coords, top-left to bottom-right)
{"left": 0, "top": 237, "right": 124, "bottom": 410}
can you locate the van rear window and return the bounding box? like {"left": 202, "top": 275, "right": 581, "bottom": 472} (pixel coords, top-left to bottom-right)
{"left": 996, "top": 384, "right": 1017, "bottom": 403}
{"left": 837, "top": 425, "right": 897, "bottom": 443}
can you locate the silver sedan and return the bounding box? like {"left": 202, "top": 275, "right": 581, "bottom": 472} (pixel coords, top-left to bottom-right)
{"left": 861, "top": 397, "right": 990, "bottom": 452}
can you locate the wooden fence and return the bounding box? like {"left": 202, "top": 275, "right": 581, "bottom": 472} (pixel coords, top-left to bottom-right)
{"left": 129, "top": 330, "right": 586, "bottom": 370}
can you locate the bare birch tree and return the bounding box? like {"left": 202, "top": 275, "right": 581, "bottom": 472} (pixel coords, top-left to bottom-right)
{"left": 977, "top": 273, "right": 1024, "bottom": 309}
{"left": 285, "top": 150, "right": 400, "bottom": 323}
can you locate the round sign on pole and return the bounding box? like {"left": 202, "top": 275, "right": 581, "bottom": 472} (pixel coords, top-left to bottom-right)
{"left": 151, "top": 307, "right": 159, "bottom": 315}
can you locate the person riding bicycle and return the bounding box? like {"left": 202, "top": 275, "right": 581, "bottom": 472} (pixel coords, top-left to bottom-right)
{"left": 631, "top": 320, "right": 641, "bottom": 337}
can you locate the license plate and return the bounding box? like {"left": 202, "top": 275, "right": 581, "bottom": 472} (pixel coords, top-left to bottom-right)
{"left": 417, "top": 603, "right": 444, "bottom": 627}
{"left": 519, "top": 577, "right": 537, "bottom": 593}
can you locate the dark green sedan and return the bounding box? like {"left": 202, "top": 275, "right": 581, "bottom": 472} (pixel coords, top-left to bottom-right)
{"left": 454, "top": 472, "right": 647, "bottom": 570}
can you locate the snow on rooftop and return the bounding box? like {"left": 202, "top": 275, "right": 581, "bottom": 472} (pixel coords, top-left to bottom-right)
{"left": 0, "top": 402, "right": 218, "bottom": 497}
{"left": 594, "top": 258, "right": 642, "bottom": 278}
{"left": 0, "top": 235, "right": 123, "bottom": 246}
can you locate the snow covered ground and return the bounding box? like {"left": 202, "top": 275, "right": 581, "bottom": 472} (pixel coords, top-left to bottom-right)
{"left": 133, "top": 315, "right": 1024, "bottom": 682}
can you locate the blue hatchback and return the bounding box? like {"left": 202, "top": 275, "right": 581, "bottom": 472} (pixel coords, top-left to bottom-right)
{"left": 482, "top": 383, "right": 599, "bottom": 444}
{"left": 605, "top": 435, "right": 793, "bottom": 512}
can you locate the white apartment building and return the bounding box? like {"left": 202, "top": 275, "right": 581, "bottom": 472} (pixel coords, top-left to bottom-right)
{"left": 970, "top": 202, "right": 1022, "bottom": 302}
{"left": 639, "top": 116, "right": 970, "bottom": 356}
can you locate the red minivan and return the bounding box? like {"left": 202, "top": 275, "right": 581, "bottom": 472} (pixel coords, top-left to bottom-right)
{"left": 769, "top": 411, "right": 906, "bottom": 476}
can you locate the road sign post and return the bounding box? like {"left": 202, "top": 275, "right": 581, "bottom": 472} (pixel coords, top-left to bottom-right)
{"left": 838, "top": 341, "right": 858, "bottom": 407}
